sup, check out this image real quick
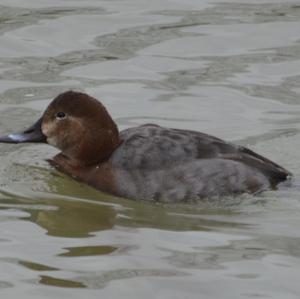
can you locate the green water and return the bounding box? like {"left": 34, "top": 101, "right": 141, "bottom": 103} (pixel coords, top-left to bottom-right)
{"left": 0, "top": 1, "right": 300, "bottom": 298}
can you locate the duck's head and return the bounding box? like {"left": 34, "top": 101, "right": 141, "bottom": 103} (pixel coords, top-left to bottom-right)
{"left": 0, "top": 91, "right": 120, "bottom": 166}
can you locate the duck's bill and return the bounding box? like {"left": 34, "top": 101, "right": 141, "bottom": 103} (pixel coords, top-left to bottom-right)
{"left": 0, "top": 117, "right": 46, "bottom": 143}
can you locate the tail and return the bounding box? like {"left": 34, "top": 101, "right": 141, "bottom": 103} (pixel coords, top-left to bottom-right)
{"left": 223, "top": 146, "right": 291, "bottom": 187}
{"left": 240, "top": 147, "right": 291, "bottom": 183}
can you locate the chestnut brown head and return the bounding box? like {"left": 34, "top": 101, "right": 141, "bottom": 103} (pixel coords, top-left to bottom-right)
{"left": 0, "top": 91, "right": 120, "bottom": 166}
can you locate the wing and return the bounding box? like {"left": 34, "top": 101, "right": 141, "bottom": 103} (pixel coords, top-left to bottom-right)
{"left": 114, "top": 124, "right": 290, "bottom": 184}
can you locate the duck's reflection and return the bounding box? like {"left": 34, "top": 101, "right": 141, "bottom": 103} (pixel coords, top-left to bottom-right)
{"left": 0, "top": 162, "right": 251, "bottom": 239}
{"left": 0, "top": 167, "right": 117, "bottom": 238}
{"left": 30, "top": 198, "right": 116, "bottom": 238}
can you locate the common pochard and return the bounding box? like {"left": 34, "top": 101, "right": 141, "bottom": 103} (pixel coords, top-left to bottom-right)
{"left": 0, "top": 91, "right": 291, "bottom": 202}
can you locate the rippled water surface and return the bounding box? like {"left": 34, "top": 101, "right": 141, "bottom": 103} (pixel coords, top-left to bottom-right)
{"left": 1, "top": 0, "right": 300, "bottom": 298}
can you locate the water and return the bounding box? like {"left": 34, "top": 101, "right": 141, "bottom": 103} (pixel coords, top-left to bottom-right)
{"left": 0, "top": 0, "right": 300, "bottom": 298}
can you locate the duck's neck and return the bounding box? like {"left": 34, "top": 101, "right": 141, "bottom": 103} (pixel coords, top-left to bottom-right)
{"left": 65, "top": 123, "right": 121, "bottom": 167}
{"left": 49, "top": 153, "right": 117, "bottom": 195}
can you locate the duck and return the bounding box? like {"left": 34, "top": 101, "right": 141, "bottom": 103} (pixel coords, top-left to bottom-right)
{"left": 0, "top": 91, "right": 291, "bottom": 202}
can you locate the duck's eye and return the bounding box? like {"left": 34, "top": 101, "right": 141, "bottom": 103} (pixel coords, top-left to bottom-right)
{"left": 56, "top": 112, "right": 66, "bottom": 120}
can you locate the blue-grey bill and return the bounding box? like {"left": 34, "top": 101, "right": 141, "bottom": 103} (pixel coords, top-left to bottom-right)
{"left": 0, "top": 117, "right": 46, "bottom": 143}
